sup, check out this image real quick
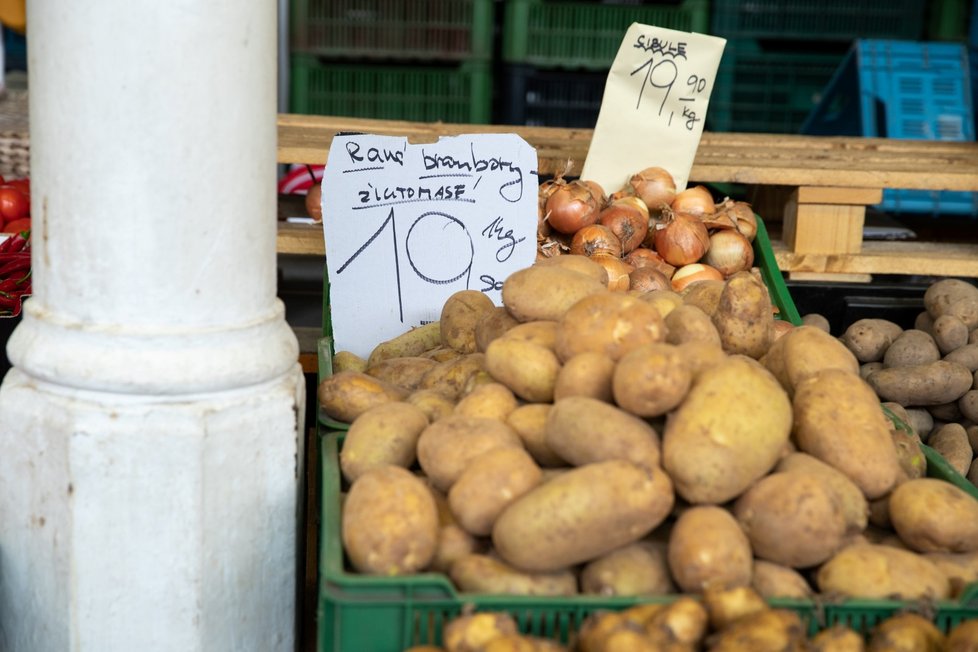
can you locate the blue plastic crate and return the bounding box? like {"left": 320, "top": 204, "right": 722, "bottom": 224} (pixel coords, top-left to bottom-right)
{"left": 802, "top": 40, "right": 978, "bottom": 216}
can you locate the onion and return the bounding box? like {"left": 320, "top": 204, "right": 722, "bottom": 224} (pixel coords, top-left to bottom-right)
{"left": 590, "top": 254, "right": 632, "bottom": 292}
{"left": 771, "top": 319, "right": 795, "bottom": 341}
{"left": 584, "top": 180, "right": 608, "bottom": 209}
{"left": 702, "top": 229, "right": 754, "bottom": 276}
{"left": 623, "top": 247, "right": 676, "bottom": 278}
{"left": 723, "top": 199, "right": 758, "bottom": 242}
{"left": 536, "top": 232, "right": 570, "bottom": 259}
{"left": 598, "top": 203, "right": 648, "bottom": 254}
{"left": 671, "top": 263, "right": 723, "bottom": 292}
{"left": 545, "top": 180, "right": 600, "bottom": 234}
{"left": 630, "top": 167, "right": 676, "bottom": 211}
{"left": 609, "top": 185, "right": 636, "bottom": 203}
{"left": 654, "top": 212, "right": 710, "bottom": 266}
{"left": 671, "top": 185, "right": 715, "bottom": 216}
{"left": 570, "top": 223, "right": 623, "bottom": 258}
{"left": 629, "top": 266, "right": 672, "bottom": 293}
{"left": 305, "top": 184, "right": 323, "bottom": 222}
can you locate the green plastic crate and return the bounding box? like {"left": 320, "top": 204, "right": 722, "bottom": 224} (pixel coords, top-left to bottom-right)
{"left": 926, "top": 0, "right": 971, "bottom": 41}
{"left": 710, "top": 0, "right": 926, "bottom": 42}
{"left": 289, "top": 55, "right": 492, "bottom": 124}
{"left": 290, "top": 0, "right": 494, "bottom": 62}
{"left": 707, "top": 41, "right": 846, "bottom": 133}
{"left": 501, "top": 0, "right": 710, "bottom": 70}
{"left": 317, "top": 428, "right": 978, "bottom": 652}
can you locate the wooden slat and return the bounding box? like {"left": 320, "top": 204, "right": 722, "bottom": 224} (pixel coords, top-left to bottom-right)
{"left": 796, "top": 186, "right": 884, "bottom": 205}
{"left": 278, "top": 222, "right": 325, "bottom": 257}
{"left": 785, "top": 202, "right": 866, "bottom": 255}
{"left": 773, "top": 240, "right": 978, "bottom": 277}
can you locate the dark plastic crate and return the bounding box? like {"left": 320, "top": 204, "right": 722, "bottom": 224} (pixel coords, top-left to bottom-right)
{"left": 707, "top": 40, "right": 846, "bottom": 133}
{"left": 498, "top": 64, "right": 607, "bottom": 128}
{"left": 802, "top": 40, "right": 977, "bottom": 216}
{"left": 711, "top": 0, "right": 926, "bottom": 42}
{"left": 289, "top": 55, "right": 492, "bottom": 124}
{"left": 290, "top": 0, "right": 494, "bottom": 62}
{"left": 501, "top": 0, "right": 710, "bottom": 71}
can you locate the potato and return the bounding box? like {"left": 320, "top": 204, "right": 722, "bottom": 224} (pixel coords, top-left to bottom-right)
{"left": 367, "top": 321, "right": 442, "bottom": 367}
{"left": 453, "top": 382, "right": 519, "bottom": 421}
{"left": 712, "top": 271, "right": 774, "bottom": 359}
{"left": 365, "top": 356, "right": 439, "bottom": 391}
{"left": 421, "top": 346, "right": 463, "bottom": 363}
{"left": 929, "top": 401, "right": 963, "bottom": 422}
{"left": 702, "top": 584, "right": 769, "bottom": 631}
{"left": 505, "top": 404, "right": 564, "bottom": 467}
{"left": 889, "top": 478, "right": 978, "bottom": 553}
{"left": 340, "top": 401, "right": 428, "bottom": 483}
{"left": 860, "top": 361, "right": 885, "bottom": 380}
{"left": 934, "top": 314, "right": 970, "bottom": 355}
{"left": 502, "top": 266, "right": 607, "bottom": 323}
{"left": 916, "top": 310, "right": 936, "bottom": 335}
{"left": 775, "top": 452, "right": 869, "bottom": 535}
{"left": 443, "top": 612, "right": 519, "bottom": 652}
{"left": 580, "top": 541, "right": 675, "bottom": 596}
{"left": 681, "top": 279, "right": 725, "bottom": 316}
{"left": 841, "top": 318, "right": 904, "bottom": 363}
{"left": 734, "top": 471, "right": 847, "bottom": 568}
{"left": 342, "top": 465, "right": 438, "bottom": 575}
{"left": 664, "top": 304, "right": 721, "bottom": 346}
{"left": 970, "top": 458, "right": 978, "bottom": 486}
{"left": 969, "top": 424, "right": 978, "bottom": 455}
{"left": 406, "top": 388, "right": 456, "bottom": 423}
{"left": 553, "top": 292, "right": 666, "bottom": 362}
{"left": 419, "top": 353, "right": 488, "bottom": 401}
{"left": 801, "top": 313, "right": 831, "bottom": 333}
{"left": 972, "top": 330, "right": 978, "bottom": 345}
{"left": 793, "top": 368, "right": 903, "bottom": 499}
{"left": 810, "top": 625, "right": 864, "bottom": 652}
{"left": 416, "top": 415, "right": 523, "bottom": 492}
{"left": 492, "top": 460, "right": 674, "bottom": 571}
{"left": 883, "top": 329, "right": 941, "bottom": 368}
{"left": 947, "top": 620, "right": 978, "bottom": 652}
{"left": 449, "top": 447, "right": 542, "bottom": 536}
{"left": 449, "top": 554, "right": 577, "bottom": 596}
{"left": 762, "top": 325, "right": 859, "bottom": 396}
{"left": 485, "top": 338, "right": 561, "bottom": 403}
{"left": 474, "top": 306, "right": 520, "bottom": 353}
{"left": 318, "top": 370, "right": 409, "bottom": 423}
{"left": 332, "top": 350, "right": 369, "bottom": 374}
{"left": 946, "top": 343, "right": 978, "bottom": 372}
{"left": 439, "top": 290, "right": 497, "bottom": 354}
{"left": 612, "top": 343, "right": 691, "bottom": 418}
{"left": 960, "top": 389, "right": 978, "bottom": 423}
{"left": 925, "top": 278, "right": 978, "bottom": 330}
{"left": 750, "top": 560, "right": 813, "bottom": 599}
{"left": 428, "top": 488, "right": 484, "bottom": 574}
{"left": 928, "top": 423, "right": 973, "bottom": 476}
{"left": 645, "top": 596, "right": 709, "bottom": 648}
{"left": 546, "top": 396, "right": 661, "bottom": 471}
{"left": 663, "top": 355, "right": 791, "bottom": 504}
{"left": 636, "top": 288, "right": 684, "bottom": 319}
{"left": 707, "top": 609, "right": 806, "bottom": 652}
{"left": 667, "top": 505, "right": 752, "bottom": 592}
{"left": 483, "top": 635, "right": 568, "bottom": 652}
{"left": 676, "top": 341, "right": 728, "bottom": 380}
{"left": 499, "top": 320, "right": 558, "bottom": 350}
{"left": 924, "top": 551, "right": 978, "bottom": 597}
{"left": 890, "top": 427, "right": 927, "bottom": 480}
{"left": 904, "top": 408, "right": 935, "bottom": 440}
{"left": 867, "top": 613, "right": 944, "bottom": 652}
{"left": 553, "top": 351, "right": 615, "bottom": 403}
{"left": 534, "top": 253, "right": 609, "bottom": 285}
{"left": 816, "top": 543, "right": 951, "bottom": 599}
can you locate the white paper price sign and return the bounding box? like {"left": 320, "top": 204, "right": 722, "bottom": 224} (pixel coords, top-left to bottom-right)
{"left": 582, "top": 23, "right": 726, "bottom": 194}
{"left": 321, "top": 133, "right": 538, "bottom": 359}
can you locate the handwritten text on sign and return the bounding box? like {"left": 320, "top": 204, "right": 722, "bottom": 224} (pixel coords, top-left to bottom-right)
{"left": 582, "top": 24, "right": 726, "bottom": 194}
{"left": 322, "top": 133, "right": 538, "bottom": 359}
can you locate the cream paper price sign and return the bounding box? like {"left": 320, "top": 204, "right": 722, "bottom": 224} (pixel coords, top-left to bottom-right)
{"left": 581, "top": 24, "right": 726, "bottom": 194}
{"left": 321, "top": 133, "right": 538, "bottom": 359}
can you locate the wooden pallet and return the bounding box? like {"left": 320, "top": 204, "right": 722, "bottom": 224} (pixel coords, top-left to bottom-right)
{"left": 276, "top": 114, "right": 978, "bottom": 279}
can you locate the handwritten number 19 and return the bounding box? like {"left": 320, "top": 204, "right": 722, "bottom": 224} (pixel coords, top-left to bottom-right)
{"left": 631, "top": 57, "right": 678, "bottom": 114}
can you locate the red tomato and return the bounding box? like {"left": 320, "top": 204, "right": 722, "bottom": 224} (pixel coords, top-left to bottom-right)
{"left": 3, "top": 217, "right": 30, "bottom": 234}
{"left": 6, "top": 178, "right": 29, "bottom": 195}
{"left": 0, "top": 186, "right": 28, "bottom": 221}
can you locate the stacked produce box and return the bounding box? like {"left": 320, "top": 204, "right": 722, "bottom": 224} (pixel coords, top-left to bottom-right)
{"left": 707, "top": 0, "right": 928, "bottom": 133}
{"left": 314, "top": 170, "right": 978, "bottom": 651}
{"left": 288, "top": 0, "right": 494, "bottom": 123}
{"left": 498, "top": 0, "right": 709, "bottom": 128}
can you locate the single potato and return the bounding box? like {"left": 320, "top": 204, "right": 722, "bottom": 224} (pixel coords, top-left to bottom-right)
{"left": 612, "top": 343, "right": 692, "bottom": 418}
{"left": 545, "top": 396, "right": 661, "bottom": 471}
{"left": 553, "top": 291, "right": 666, "bottom": 362}
{"left": 580, "top": 541, "right": 675, "bottom": 596}
{"left": 816, "top": 543, "right": 951, "bottom": 600}
{"left": 502, "top": 265, "right": 607, "bottom": 323}
{"left": 340, "top": 401, "right": 429, "bottom": 483}
{"left": 440, "top": 290, "right": 496, "bottom": 354}
{"left": 448, "top": 447, "right": 542, "bottom": 536}
{"left": 889, "top": 478, "right": 978, "bottom": 553}
{"left": 318, "top": 370, "right": 408, "bottom": 423}
{"left": 552, "top": 351, "right": 615, "bottom": 403}
{"left": 416, "top": 414, "right": 523, "bottom": 492}
{"left": 667, "top": 505, "right": 753, "bottom": 592}
{"left": 449, "top": 554, "right": 577, "bottom": 596}
{"left": 505, "top": 403, "right": 564, "bottom": 467}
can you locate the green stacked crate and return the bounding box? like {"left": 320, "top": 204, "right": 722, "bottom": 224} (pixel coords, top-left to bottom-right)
{"left": 288, "top": 0, "right": 494, "bottom": 124}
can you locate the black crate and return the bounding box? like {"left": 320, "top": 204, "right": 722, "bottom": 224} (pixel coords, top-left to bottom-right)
{"left": 498, "top": 63, "right": 608, "bottom": 128}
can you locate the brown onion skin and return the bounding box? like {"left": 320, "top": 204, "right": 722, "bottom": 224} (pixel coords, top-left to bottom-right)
{"left": 671, "top": 185, "right": 716, "bottom": 216}
{"left": 584, "top": 180, "right": 608, "bottom": 209}
{"left": 545, "top": 180, "right": 600, "bottom": 234}
{"left": 599, "top": 204, "right": 648, "bottom": 254}
{"left": 630, "top": 166, "right": 676, "bottom": 212}
{"left": 623, "top": 247, "right": 676, "bottom": 278}
{"left": 570, "top": 224, "right": 623, "bottom": 258}
{"left": 671, "top": 263, "right": 723, "bottom": 292}
{"left": 590, "top": 254, "right": 632, "bottom": 292}
{"left": 629, "top": 266, "right": 672, "bottom": 293}
{"left": 703, "top": 229, "right": 755, "bottom": 276}
{"left": 725, "top": 200, "right": 758, "bottom": 242}
{"left": 305, "top": 184, "right": 323, "bottom": 222}
{"left": 654, "top": 212, "right": 710, "bottom": 267}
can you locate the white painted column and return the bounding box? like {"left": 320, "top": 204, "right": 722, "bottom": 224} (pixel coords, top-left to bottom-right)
{"left": 0, "top": 2, "right": 304, "bottom": 650}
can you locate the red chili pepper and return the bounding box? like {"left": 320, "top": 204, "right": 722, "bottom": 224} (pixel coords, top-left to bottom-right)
{"left": 9, "top": 234, "right": 29, "bottom": 253}
{"left": 0, "top": 255, "right": 30, "bottom": 277}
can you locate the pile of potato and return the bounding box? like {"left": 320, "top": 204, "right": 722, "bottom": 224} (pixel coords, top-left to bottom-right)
{"left": 814, "top": 278, "right": 978, "bottom": 487}
{"left": 402, "top": 585, "right": 978, "bottom": 652}
{"left": 319, "top": 254, "right": 978, "bottom": 605}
